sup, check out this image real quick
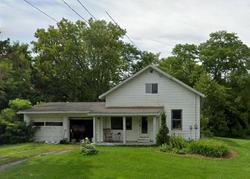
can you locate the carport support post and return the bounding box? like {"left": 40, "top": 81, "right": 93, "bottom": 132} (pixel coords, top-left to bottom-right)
{"left": 93, "top": 117, "right": 96, "bottom": 144}
{"left": 123, "top": 116, "right": 126, "bottom": 144}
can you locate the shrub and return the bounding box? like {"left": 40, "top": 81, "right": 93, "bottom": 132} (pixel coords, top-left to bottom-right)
{"left": 187, "top": 139, "right": 229, "bottom": 158}
{"left": 156, "top": 112, "right": 170, "bottom": 145}
{"left": 0, "top": 98, "right": 34, "bottom": 145}
{"left": 60, "top": 138, "right": 69, "bottom": 144}
{"left": 169, "top": 135, "right": 187, "bottom": 150}
{"left": 160, "top": 143, "right": 172, "bottom": 152}
{"left": 80, "top": 138, "right": 98, "bottom": 155}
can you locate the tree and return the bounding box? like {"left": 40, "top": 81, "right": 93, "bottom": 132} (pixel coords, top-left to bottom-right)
{"left": 199, "top": 31, "right": 250, "bottom": 81}
{"left": 159, "top": 44, "right": 203, "bottom": 87}
{"left": 156, "top": 112, "right": 169, "bottom": 145}
{"left": 32, "top": 18, "right": 151, "bottom": 102}
{"left": 0, "top": 38, "right": 33, "bottom": 109}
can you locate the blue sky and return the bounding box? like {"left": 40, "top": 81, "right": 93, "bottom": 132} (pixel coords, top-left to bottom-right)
{"left": 1, "top": 0, "right": 250, "bottom": 57}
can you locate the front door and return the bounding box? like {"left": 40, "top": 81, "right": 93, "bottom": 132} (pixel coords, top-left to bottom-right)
{"left": 141, "top": 117, "right": 148, "bottom": 134}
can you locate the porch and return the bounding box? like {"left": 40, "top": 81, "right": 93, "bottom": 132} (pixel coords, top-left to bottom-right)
{"left": 92, "top": 115, "right": 160, "bottom": 145}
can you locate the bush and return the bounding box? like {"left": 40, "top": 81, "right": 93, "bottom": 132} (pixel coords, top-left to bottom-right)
{"left": 60, "top": 138, "right": 69, "bottom": 144}
{"left": 156, "top": 112, "right": 170, "bottom": 145}
{"left": 169, "top": 135, "right": 187, "bottom": 150}
{"left": 160, "top": 136, "right": 187, "bottom": 154}
{"left": 187, "top": 139, "right": 229, "bottom": 158}
{"left": 0, "top": 98, "right": 34, "bottom": 145}
{"left": 80, "top": 138, "right": 98, "bottom": 155}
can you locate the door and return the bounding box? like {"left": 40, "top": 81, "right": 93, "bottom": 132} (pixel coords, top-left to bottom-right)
{"left": 141, "top": 117, "right": 148, "bottom": 134}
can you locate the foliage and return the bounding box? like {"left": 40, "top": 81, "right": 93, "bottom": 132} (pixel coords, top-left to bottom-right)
{"left": 0, "top": 38, "right": 33, "bottom": 110}
{"left": 160, "top": 31, "right": 250, "bottom": 138}
{"left": 80, "top": 138, "right": 98, "bottom": 155}
{"left": 156, "top": 112, "right": 170, "bottom": 145}
{"left": 159, "top": 135, "right": 187, "bottom": 154}
{"left": 169, "top": 135, "right": 187, "bottom": 149}
{"left": 32, "top": 19, "right": 158, "bottom": 102}
{"left": 0, "top": 98, "right": 35, "bottom": 145}
{"left": 187, "top": 139, "right": 229, "bottom": 158}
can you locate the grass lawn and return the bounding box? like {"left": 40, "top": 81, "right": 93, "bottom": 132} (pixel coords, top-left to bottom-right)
{"left": 0, "top": 138, "right": 250, "bottom": 179}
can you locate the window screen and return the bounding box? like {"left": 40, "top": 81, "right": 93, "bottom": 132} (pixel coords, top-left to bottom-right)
{"left": 145, "top": 83, "right": 158, "bottom": 94}
{"left": 126, "top": 117, "right": 132, "bottom": 130}
{"left": 33, "top": 122, "right": 44, "bottom": 126}
{"left": 111, "top": 117, "right": 123, "bottom": 130}
{"left": 171, "top": 110, "right": 182, "bottom": 130}
{"left": 45, "top": 122, "right": 63, "bottom": 126}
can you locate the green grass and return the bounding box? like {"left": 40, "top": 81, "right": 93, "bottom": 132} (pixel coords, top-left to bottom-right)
{"left": 0, "top": 138, "right": 250, "bottom": 178}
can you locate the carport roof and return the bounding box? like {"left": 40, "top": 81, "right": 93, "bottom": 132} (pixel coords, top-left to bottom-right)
{"left": 17, "top": 102, "right": 164, "bottom": 116}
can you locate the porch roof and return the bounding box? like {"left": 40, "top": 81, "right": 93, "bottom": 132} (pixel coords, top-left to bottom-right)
{"left": 17, "top": 102, "right": 163, "bottom": 116}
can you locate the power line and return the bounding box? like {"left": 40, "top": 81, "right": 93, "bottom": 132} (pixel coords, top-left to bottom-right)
{"left": 23, "top": 0, "right": 58, "bottom": 23}
{"left": 62, "top": 0, "right": 87, "bottom": 23}
{"left": 77, "top": 0, "right": 96, "bottom": 20}
{"left": 105, "top": 11, "right": 141, "bottom": 51}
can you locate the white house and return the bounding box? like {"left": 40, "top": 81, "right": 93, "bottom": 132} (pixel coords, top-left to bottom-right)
{"left": 18, "top": 65, "right": 204, "bottom": 145}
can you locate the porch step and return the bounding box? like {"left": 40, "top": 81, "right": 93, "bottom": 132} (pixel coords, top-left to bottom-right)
{"left": 137, "top": 137, "right": 151, "bottom": 143}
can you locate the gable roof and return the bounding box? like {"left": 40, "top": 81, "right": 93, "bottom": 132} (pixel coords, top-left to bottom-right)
{"left": 99, "top": 65, "right": 205, "bottom": 99}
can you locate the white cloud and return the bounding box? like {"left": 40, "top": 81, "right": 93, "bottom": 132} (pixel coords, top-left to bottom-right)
{"left": 1, "top": 0, "right": 250, "bottom": 57}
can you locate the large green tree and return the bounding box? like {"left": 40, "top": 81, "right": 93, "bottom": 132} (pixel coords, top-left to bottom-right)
{"left": 32, "top": 19, "right": 157, "bottom": 102}
{"left": 0, "top": 38, "right": 33, "bottom": 109}
{"left": 160, "top": 44, "right": 203, "bottom": 87}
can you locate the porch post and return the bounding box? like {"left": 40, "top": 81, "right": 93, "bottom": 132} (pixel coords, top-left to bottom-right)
{"left": 153, "top": 116, "right": 157, "bottom": 144}
{"left": 123, "top": 116, "right": 126, "bottom": 144}
{"left": 93, "top": 117, "right": 96, "bottom": 144}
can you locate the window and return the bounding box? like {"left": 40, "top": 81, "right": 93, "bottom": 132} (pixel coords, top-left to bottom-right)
{"left": 171, "top": 110, "right": 182, "bottom": 130}
{"left": 111, "top": 117, "right": 123, "bottom": 130}
{"left": 126, "top": 117, "right": 132, "bottom": 130}
{"left": 45, "top": 122, "right": 63, "bottom": 126}
{"left": 145, "top": 83, "right": 158, "bottom": 94}
{"left": 33, "top": 122, "right": 44, "bottom": 126}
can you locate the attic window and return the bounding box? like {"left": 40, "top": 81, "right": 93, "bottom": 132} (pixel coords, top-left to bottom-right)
{"left": 145, "top": 83, "right": 158, "bottom": 94}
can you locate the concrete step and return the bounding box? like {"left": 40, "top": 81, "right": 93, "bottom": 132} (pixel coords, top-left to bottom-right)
{"left": 137, "top": 137, "right": 151, "bottom": 143}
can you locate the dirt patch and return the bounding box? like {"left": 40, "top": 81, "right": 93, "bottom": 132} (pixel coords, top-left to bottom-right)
{"left": 224, "top": 150, "right": 237, "bottom": 159}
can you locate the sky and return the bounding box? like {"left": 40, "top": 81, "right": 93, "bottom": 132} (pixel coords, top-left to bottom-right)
{"left": 1, "top": 0, "right": 250, "bottom": 57}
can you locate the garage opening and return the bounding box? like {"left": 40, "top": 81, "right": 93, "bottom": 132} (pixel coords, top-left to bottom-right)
{"left": 69, "top": 118, "right": 93, "bottom": 142}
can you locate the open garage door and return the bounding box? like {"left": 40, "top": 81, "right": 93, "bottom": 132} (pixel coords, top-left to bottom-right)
{"left": 69, "top": 118, "right": 93, "bottom": 142}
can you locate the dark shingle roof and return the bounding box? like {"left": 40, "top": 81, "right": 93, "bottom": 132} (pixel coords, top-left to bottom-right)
{"left": 18, "top": 102, "right": 163, "bottom": 115}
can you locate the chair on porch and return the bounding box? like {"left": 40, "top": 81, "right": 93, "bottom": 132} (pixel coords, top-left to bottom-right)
{"left": 103, "top": 128, "right": 112, "bottom": 142}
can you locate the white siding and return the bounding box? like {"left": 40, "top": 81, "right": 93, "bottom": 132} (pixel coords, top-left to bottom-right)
{"left": 105, "top": 68, "right": 201, "bottom": 139}
{"left": 28, "top": 114, "right": 64, "bottom": 143}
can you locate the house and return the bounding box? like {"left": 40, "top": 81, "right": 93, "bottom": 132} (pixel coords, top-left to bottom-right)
{"left": 18, "top": 65, "right": 205, "bottom": 145}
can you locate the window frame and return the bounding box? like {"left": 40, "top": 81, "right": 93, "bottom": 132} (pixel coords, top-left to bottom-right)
{"left": 145, "top": 83, "right": 158, "bottom": 94}
{"left": 45, "top": 122, "right": 63, "bottom": 126}
{"left": 33, "top": 122, "right": 45, "bottom": 127}
{"left": 171, "top": 109, "right": 182, "bottom": 130}
{"left": 111, "top": 117, "right": 123, "bottom": 130}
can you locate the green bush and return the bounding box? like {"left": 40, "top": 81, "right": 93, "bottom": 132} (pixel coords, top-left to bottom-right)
{"left": 156, "top": 112, "right": 170, "bottom": 145}
{"left": 80, "top": 138, "right": 98, "bottom": 155}
{"left": 0, "top": 98, "right": 34, "bottom": 145}
{"left": 160, "top": 143, "right": 172, "bottom": 152}
{"left": 169, "top": 135, "right": 187, "bottom": 149}
{"left": 187, "top": 139, "right": 229, "bottom": 158}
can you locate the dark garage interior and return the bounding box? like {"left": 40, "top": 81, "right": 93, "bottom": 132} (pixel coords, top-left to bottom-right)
{"left": 70, "top": 118, "right": 93, "bottom": 142}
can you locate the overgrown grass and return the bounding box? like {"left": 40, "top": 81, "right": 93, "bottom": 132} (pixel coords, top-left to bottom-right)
{"left": 0, "top": 138, "right": 250, "bottom": 178}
